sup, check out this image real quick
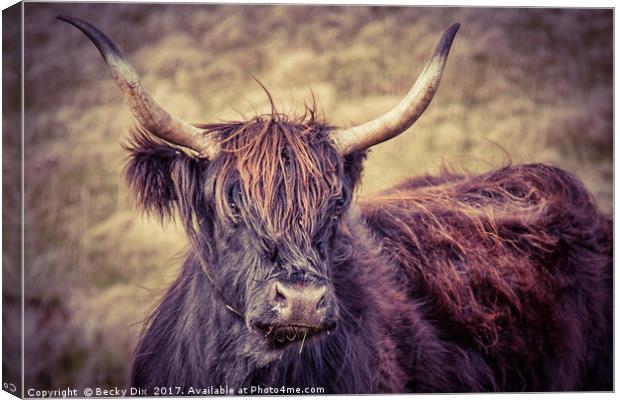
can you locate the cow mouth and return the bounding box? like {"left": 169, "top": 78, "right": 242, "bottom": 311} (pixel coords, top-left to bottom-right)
{"left": 259, "top": 324, "right": 328, "bottom": 349}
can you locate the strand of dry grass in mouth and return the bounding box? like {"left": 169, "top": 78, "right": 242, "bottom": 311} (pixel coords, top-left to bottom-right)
{"left": 264, "top": 325, "right": 309, "bottom": 354}
{"left": 299, "top": 329, "right": 308, "bottom": 355}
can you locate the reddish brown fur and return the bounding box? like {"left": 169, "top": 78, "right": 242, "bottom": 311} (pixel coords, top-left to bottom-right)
{"left": 198, "top": 109, "right": 342, "bottom": 238}
{"left": 361, "top": 164, "right": 612, "bottom": 390}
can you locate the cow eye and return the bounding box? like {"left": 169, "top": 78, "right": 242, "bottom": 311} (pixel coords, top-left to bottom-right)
{"left": 335, "top": 198, "right": 345, "bottom": 212}
{"left": 229, "top": 201, "right": 240, "bottom": 216}
{"left": 227, "top": 185, "right": 242, "bottom": 217}
{"left": 332, "top": 198, "right": 345, "bottom": 220}
{"left": 267, "top": 246, "right": 279, "bottom": 263}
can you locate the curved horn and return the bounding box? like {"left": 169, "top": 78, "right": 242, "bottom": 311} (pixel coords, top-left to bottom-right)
{"left": 332, "top": 23, "right": 460, "bottom": 155}
{"left": 58, "top": 15, "right": 218, "bottom": 158}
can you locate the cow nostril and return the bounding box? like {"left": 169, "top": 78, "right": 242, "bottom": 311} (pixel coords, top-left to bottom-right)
{"left": 274, "top": 283, "right": 287, "bottom": 304}
{"left": 316, "top": 295, "right": 326, "bottom": 310}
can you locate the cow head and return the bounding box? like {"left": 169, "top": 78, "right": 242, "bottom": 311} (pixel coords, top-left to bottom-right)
{"left": 60, "top": 15, "right": 458, "bottom": 354}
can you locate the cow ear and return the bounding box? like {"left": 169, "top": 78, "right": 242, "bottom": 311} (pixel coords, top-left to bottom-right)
{"left": 343, "top": 150, "right": 367, "bottom": 190}
{"left": 123, "top": 129, "right": 205, "bottom": 219}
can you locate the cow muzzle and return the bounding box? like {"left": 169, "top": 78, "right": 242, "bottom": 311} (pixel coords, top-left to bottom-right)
{"left": 248, "top": 280, "right": 338, "bottom": 348}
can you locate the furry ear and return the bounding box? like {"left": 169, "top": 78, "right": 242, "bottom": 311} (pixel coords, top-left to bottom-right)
{"left": 343, "top": 150, "right": 367, "bottom": 190}
{"left": 123, "top": 129, "right": 205, "bottom": 219}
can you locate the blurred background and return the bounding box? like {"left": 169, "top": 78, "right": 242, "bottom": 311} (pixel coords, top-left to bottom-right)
{"left": 3, "top": 2, "right": 612, "bottom": 391}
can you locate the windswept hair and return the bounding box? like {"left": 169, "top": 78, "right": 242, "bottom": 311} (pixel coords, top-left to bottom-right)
{"left": 197, "top": 108, "right": 343, "bottom": 238}
{"left": 361, "top": 164, "right": 612, "bottom": 388}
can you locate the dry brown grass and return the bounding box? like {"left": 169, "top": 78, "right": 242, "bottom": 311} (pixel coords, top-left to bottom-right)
{"left": 4, "top": 3, "right": 611, "bottom": 389}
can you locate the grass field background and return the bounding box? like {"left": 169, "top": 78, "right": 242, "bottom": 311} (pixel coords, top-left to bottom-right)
{"left": 3, "top": 3, "right": 612, "bottom": 390}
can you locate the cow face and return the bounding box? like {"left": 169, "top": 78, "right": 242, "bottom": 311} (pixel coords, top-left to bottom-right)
{"left": 125, "top": 113, "right": 365, "bottom": 352}
{"left": 60, "top": 14, "right": 456, "bottom": 357}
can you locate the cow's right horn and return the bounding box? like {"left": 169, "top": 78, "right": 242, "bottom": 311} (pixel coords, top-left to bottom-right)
{"left": 331, "top": 23, "right": 460, "bottom": 155}
{"left": 58, "top": 15, "right": 219, "bottom": 159}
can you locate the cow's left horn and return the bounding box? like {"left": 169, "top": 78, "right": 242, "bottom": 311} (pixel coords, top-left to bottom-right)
{"left": 58, "top": 15, "right": 219, "bottom": 158}
{"left": 331, "top": 23, "right": 460, "bottom": 155}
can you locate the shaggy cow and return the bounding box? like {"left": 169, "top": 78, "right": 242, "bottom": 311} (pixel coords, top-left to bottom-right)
{"left": 60, "top": 15, "right": 612, "bottom": 393}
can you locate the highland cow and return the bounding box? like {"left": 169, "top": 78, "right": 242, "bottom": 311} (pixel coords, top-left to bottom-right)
{"left": 60, "top": 15, "right": 612, "bottom": 393}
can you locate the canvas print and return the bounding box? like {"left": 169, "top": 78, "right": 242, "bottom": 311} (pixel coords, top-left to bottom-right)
{"left": 2, "top": 2, "right": 613, "bottom": 397}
